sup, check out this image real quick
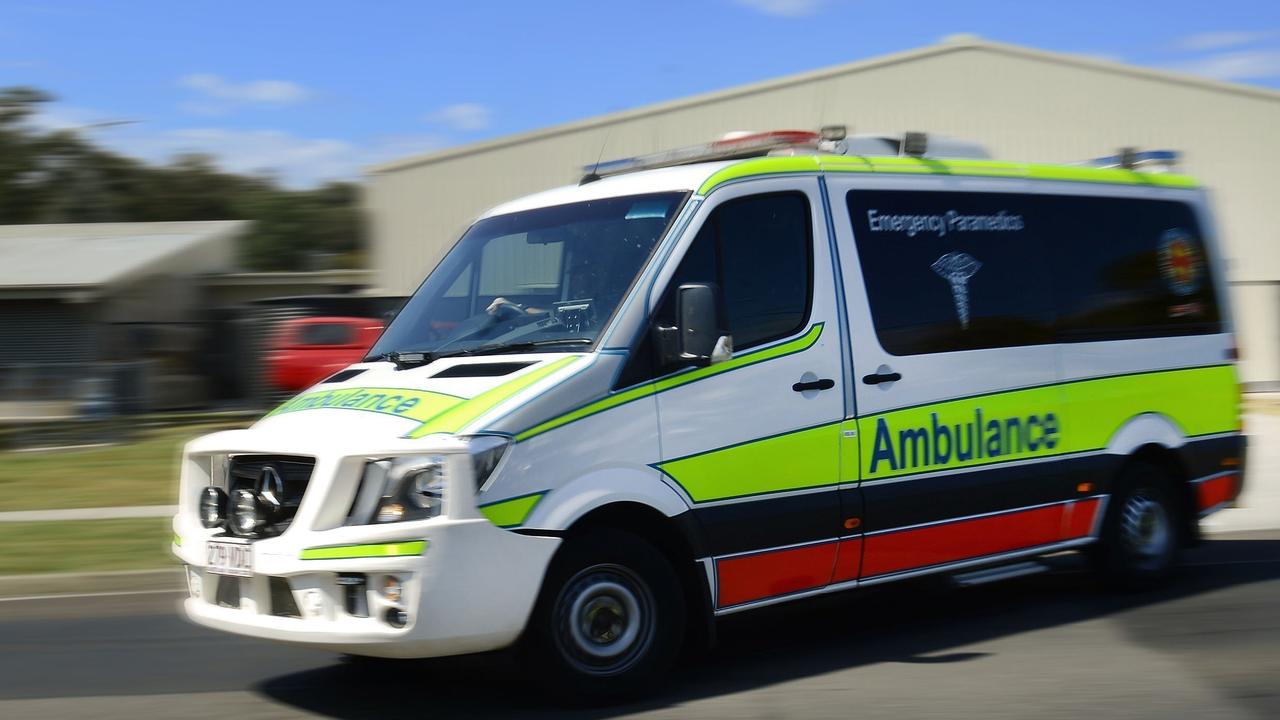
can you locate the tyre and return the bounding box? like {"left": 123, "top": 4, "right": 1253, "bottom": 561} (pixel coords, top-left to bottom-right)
{"left": 1094, "top": 461, "right": 1182, "bottom": 590}
{"left": 522, "top": 528, "right": 685, "bottom": 703}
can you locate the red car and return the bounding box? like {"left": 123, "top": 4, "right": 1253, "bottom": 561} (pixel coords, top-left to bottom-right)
{"left": 267, "top": 316, "right": 384, "bottom": 393}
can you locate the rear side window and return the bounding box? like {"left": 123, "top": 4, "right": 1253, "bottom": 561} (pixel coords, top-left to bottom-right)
{"left": 848, "top": 190, "right": 1055, "bottom": 355}
{"left": 1049, "top": 197, "right": 1220, "bottom": 340}
{"left": 298, "top": 323, "right": 355, "bottom": 346}
{"left": 847, "top": 190, "right": 1221, "bottom": 355}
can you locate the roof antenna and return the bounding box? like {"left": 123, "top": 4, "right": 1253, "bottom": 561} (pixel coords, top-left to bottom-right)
{"left": 580, "top": 126, "right": 612, "bottom": 185}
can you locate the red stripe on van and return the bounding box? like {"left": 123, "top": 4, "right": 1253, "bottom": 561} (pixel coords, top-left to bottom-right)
{"left": 716, "top": 542, "right": 837, "bottom": 608}
{"left": 1196, "top": 472, "right": 1238, "bottom": 511}
{"left": 831, "top": 537, "right": 863, "bottom": 583}
{"left": 861, "top": 504, "right": 1067, "bottom": 579}
{"left": 1063, "top": 497, "right": 1102, "bottom": 539}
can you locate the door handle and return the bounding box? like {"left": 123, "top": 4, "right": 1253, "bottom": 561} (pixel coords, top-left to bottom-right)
{"left": 862, "top": 370, "right": 902, "bottom": 385}
{"left": 792, "top": 378, "right": 835, "bottom": 392}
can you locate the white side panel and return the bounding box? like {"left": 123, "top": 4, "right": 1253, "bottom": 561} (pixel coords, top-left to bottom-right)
{"left": 1057, "top": 334, "right": 1233, "bottom": 383}
{"left": 486, "top": 391, "right": 666, "bottom": 523}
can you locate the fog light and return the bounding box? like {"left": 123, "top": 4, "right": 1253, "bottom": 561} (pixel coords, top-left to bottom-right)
{"left": 381, "top": 576, "right": 403, "bottom": 604}
{"left": 301, "top": 589, "right": 325, "bottom": 618}
{"left": 385, "top": 607, "right": 408, "bottom": 628}
{"left": 199, "top": 487, "right": 227, "bottom": 529}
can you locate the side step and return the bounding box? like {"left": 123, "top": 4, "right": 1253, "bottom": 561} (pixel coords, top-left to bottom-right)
{"left": 949, "top": 561, "right": 1049, "bottom": 588}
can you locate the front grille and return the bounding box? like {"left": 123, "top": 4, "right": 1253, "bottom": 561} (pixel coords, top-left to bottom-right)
{"left": 226, "top": 455, "right": 315, "bottom": 538}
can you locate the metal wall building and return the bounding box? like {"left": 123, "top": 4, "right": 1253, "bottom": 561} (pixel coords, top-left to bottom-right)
{"left": 366, "top": 36, "right": 1280, "bottom": 389}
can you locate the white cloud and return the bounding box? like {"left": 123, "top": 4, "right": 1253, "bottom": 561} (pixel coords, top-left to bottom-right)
{"left": 730, "top": 0, "right": 823, "bottom": 17}
{"left": 107, "top": 127, "right": 446, "bottom": 188}
{"left": 424, "top": 102, "right": 491, "bottom": 131}
{"left": 1176, "top": 31, "right": 1273, "bottom": 52}
{"left": 1174, "top": 49, "right": 1280, "bottom": 81}
{"left": 178, "top": 73, "right": 310, "bottom": 108}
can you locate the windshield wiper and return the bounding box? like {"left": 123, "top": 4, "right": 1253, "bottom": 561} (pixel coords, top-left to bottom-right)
{"left": 374, "top": 338, "right": 592, "bottom": 370}
{"left": 465, "top": 338, "right": 594, "bottom": 355}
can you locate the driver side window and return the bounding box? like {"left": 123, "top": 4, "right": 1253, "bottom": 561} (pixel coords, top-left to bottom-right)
{"left": 619, "top": 191, "right": 813, "bottom": 386}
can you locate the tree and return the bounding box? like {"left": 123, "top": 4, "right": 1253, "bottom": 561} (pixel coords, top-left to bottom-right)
{"left": 0, "top": 85, "right": 367, "bottom": 270}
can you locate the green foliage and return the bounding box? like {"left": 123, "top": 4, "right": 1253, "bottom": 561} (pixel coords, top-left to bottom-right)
{"left": 0, "top": 86, "right": 366, "bottom": 270}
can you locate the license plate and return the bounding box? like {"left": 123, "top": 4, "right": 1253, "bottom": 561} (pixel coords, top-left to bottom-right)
{"left": 206, "top": 540, "right": 253, "bottom": 577}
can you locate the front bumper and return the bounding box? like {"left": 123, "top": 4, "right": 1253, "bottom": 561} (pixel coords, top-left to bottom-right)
{"left": 172, "top": 427, "right": 560, "bottom": 659}
{"left": 178, "top": 517, "right": 560, "bottom": 658}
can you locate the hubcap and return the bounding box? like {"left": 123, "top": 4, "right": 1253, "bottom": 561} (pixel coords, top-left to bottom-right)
{"left": 1120, "top": 490, "right": 1172, "bottom": 568}
{"left": 554, "top": 564, "right": 654, "bottom": 675}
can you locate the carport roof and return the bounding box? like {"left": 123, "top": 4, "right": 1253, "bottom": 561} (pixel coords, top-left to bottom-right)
{"left": 0, "top": 220, "right": 245, "bottom": 295}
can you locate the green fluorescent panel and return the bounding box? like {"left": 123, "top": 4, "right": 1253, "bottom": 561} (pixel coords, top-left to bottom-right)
{"left": 478, "top": 493, "right": 545, "bottom": 528}
{"left": 859, "top": 364, "right": 1239, "bottom": 481}
{"left": 657, "top": 422, "right": 842, "bottom": 503}
{"left": 299, "top": 540, "right": 427, "bottom": 561}
{"left": 697, "top": 155, "right": 1199, "bottom": 195}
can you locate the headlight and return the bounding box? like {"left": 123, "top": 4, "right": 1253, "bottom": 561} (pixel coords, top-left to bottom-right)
{"left": 199, "top": 487, "right": 227, "bottom": 529}
{"left": 231, "top": 489, "right": 264, "bottom": 535}
{"left": 370, "top": 456, "right": 446, "bottom": 524}
{"left": 349, "top": 438, "right": 510, "bottom": 526}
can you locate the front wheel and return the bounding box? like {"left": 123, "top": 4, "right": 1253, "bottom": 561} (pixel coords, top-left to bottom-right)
{"left": 1094, "top": 461, "right": 1182, "bottom": 590}
{"left": 522, "top": 529, "right": 684, "bottom": 703}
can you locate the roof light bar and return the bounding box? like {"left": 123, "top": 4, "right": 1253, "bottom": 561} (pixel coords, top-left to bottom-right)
{"left": 583, "top": 130, "right": 821, "bottom": 180}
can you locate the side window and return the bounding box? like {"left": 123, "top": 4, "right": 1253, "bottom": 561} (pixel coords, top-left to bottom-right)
{"left": 619, "top": 192, "right": 812, "bottom": 386}
{"left": 298, "top": 323, "right": 356, "bottom": 346}
{"left": 848, "top": 190, "right": 1055, "bottom": 355}
{"left": 1049, "top": 197, "right": 1221, "bottom": 340}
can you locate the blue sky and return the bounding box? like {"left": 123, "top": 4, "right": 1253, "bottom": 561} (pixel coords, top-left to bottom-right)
{"left": 2, "top": 0, "right": 1276, "bottom": 187}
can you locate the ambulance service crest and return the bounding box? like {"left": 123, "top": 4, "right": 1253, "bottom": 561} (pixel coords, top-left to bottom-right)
{"left": 1157, "top": 229, "right": 1204, "bottom": 297}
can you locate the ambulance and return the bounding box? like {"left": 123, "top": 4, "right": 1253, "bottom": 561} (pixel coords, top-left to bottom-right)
{"left": 172, "top": 129, "right": 1245, "bottom": 697}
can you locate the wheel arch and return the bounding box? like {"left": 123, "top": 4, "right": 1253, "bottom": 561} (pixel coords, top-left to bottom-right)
{"left": 560, "top": 501, "right": 715, "bottom": 652}
{"left": 1103, "top": 414, "right": 1198, "bottom": 545}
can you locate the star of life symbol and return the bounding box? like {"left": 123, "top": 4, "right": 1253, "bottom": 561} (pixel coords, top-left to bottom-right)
{"left": 932, "top": 251, "right": 982, "bottom": 329}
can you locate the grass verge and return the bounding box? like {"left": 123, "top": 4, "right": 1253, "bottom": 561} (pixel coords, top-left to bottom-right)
{"left": 0, "top": 518, "right": 175, "bottom": 575}
{"left": 0, "top": 422, "right": 245, "bottom": 512}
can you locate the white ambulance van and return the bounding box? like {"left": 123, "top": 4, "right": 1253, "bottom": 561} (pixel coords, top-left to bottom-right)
{"left": 173, "top": 130, "right": 1245, "bottom": 697}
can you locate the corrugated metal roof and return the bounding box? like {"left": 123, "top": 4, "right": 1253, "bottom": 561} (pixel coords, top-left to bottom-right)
{"left": 0, "top": 220, "right": 245, "bottom": 290}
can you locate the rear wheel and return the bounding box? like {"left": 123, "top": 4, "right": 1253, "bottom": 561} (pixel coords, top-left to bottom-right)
{"left": 522, "top": 529, "right": 684, "bottom": 703}
{"left": 1095, "top": 461, "right": 1181, "bottom": 589}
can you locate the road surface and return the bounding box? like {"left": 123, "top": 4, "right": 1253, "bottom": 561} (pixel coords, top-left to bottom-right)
{"left": 1, "top": 530, "right": 1278, "bottom": 720}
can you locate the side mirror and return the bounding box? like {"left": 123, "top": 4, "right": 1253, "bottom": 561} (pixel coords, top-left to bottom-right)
{"left": 665, "top": 283, "right": 732, "bottom": 366}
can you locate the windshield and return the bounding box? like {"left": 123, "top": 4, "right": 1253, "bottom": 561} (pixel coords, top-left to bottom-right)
{"left": 368, "top": 192, "right": 686, "bottom": 360}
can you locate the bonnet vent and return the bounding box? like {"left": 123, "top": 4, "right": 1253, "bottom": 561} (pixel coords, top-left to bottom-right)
{"left": 320, "top": 368, "right": 367, "bottom": 384}
{"left": 430, "top": 362, "right": 534, "bottom": 379}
